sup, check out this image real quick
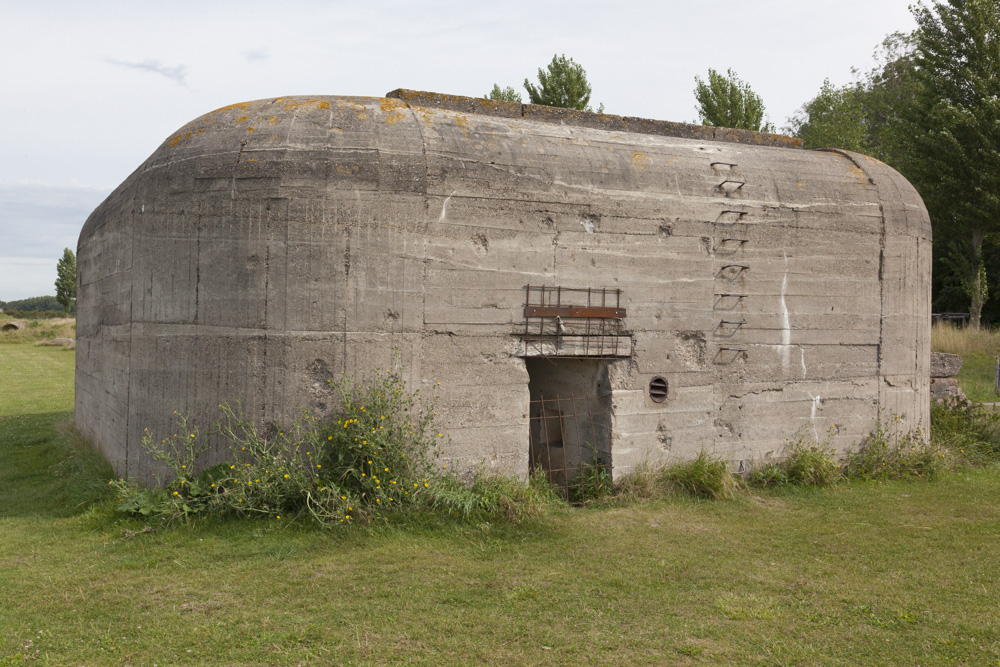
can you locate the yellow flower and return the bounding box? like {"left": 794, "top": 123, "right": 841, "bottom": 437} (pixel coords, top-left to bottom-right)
{"left": 190, "top": 434, "right": 196, "bottom": 438}
{"left": 276, "top": 515, "right": 281, "bottom": 519}
{"left": 376, "top": 498, "right": 380, "bottom": 503}
{"left": 231, "top": 465, "right": 235, "bottom": 469}
{"left": 284, "top": 474, "right": 289, "bottom": 478}
{"left": 211, "top": 483, "right": 215, "bottom": 488}
{"left": 181, "top": 465, "right": 186, "bottom": 469}
{"left": 173, "top": 491, "right": 179, "bottom": 495}
{"left": 328, "top": 436, "right": 333, "bottom": 440}
{"left": 317, "top": 464, "right": 322, "bottom": 469}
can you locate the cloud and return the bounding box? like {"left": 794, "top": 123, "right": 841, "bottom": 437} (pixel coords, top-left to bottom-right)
{"left": 106, "top": 58, "right": 188, "bottom": 85}
{"left": 0, "top": 185, "right": 110, "bottom": 301}
{"left": 242, "top": 47, "right": 269, "bottom": 63}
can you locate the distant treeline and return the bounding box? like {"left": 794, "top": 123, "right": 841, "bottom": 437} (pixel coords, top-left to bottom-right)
{"left": 0, "top": 295, "right": 75, "bottom": 318}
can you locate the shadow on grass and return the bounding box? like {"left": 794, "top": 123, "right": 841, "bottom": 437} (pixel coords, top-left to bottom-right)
{"left": 0, "top": 410, "right": 114, "bottom": 518}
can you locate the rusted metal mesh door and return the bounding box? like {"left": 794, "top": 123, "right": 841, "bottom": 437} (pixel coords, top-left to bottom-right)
{"left": 528, "top": 394, "right": 612, "bottom": 500}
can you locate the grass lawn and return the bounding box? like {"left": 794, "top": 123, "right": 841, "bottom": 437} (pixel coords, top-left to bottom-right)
{"left": 3, "top": 344, "right": 1000, "bottom": 665}
{"left": 932, "top": 322, "right": 1000, "bottom": 402}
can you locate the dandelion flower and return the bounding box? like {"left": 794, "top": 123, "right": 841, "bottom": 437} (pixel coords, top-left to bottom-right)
{"left": 284, "top": 474, "right": 289, "bottom": 478}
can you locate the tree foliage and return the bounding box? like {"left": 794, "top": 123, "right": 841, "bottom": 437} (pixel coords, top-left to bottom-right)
{"left": 486, "top": 84, "right": 522, "bottom": 103}
{"left": 55, "top": 247, "right": 76, "bottom": 316}
{"left": 904, "top": 0, "right": 1000, "bottom": 327}
{"left": 693, "top": 68, "right": 774, "bottom": 132}
{"left": 523, "top": 54, "right": 603, "bottom": 112}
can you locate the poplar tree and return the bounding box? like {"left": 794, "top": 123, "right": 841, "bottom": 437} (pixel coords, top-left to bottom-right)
{"left": 55, "top": 247, "right": 76, "bottom": 316}
{"left": 693, "top": 68, "right": 775, "bottom": 133}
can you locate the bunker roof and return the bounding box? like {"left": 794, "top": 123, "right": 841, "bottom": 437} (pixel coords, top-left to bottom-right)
{"left": 386, "top": 89, "right": 803, "bottom": 150}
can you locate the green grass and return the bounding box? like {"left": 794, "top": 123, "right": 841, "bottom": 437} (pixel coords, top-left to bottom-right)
{"left": 932, "top": 322, "right": 1000, "bottom": 402}
{"left": 4, "top": 344, "right": 1000, "bottom": 664}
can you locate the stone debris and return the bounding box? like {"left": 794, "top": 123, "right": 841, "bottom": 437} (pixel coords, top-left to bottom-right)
{"left": 930, "top": 352, "right": 969, "bottom": 406}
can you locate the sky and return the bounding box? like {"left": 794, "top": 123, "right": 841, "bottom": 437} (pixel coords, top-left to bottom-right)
{"left": 0, "top": 0, "right": 918, "bottom": 302}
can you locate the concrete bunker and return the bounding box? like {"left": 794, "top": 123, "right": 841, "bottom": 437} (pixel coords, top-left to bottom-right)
{"left": 75, "top": 89, "right": 932, "bottom": 484}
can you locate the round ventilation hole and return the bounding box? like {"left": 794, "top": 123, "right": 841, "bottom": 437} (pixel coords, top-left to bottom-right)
{"left": 649, "top": 376, "right": 668, "bottom": 403}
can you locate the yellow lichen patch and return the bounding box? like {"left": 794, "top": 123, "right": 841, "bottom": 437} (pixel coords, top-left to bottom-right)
{"left": 270, "top": 134, "right": 279, "bottom": 141}
{"left": 247, "top": 127, "right": 255, "bottom": 133}
{"left": 380, "top": 97, "right": 406, "bottom": 112}
{"left": 236, "top": 115, "right": 249, "bottom": 123}
{"left": 284, "top": 100, "right": 331, "bottom": 112}
{"left": 196, "top": 128, "right": 203, "bottom": 135}
{"left": 338, "top": 100, "right": 366, "bottom": 111}
{"left": 454, "top": 115, "right": 469, "bottom": 129}
{"left": 335, "top": 165, "right": 361, "bottom": 176}
{"left": 631, "top": 152, "right": 651, "bottom": 169}
{"left": 248, "top": 158, "right": 258, "bottom": 163}
{"left": 330, "top": 126, "right": 343, "bottom": 134}
{"left": 797, "top": 181, "right": 805, "bottom": 191}
{"left": 356, "top": 112, "right": 369, "bottom": 120}
{"left": 266, "top": 116, "right": 279, "bottom": 126}
{"left": 167, "top": 131, "right": 194, "bottom": 148}
{"left": 384, "top": 112, "right": 407, "bottom": 125}
{"left": 207, "top": 101, "right": 251, "bottom": 115}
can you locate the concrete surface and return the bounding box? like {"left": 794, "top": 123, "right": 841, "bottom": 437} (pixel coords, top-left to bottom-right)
{"left": 76, "top": 91, "right": 932, "bottom": 482}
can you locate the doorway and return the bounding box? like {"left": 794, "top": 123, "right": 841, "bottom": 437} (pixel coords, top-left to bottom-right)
{"left": 526, "top": 358, "right": 613, "bottom": 497}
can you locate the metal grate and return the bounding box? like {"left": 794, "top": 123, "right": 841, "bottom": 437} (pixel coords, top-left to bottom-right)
{"left": 529, "top": 394, "right": 612, "bottom": 501}
{"left": 648, "top": 376, "right": 668, "bottom": 403}
{"left": 521, "top": 285, "right": 630, "bottom": 358}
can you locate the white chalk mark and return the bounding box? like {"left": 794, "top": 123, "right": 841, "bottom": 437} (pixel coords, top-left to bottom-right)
{"left": 438, "top": 192, "right": 454, "bottom": 223}
{"left": 808, "top": 392, "right": 822, "bottom": 441}
{"left": 800, "top": 347, "right": 807, "bottom": 379}
{"left": 780, "top": 252, "right": 791, "bottom": 373}
{"left": 581, "top": 219, "right": 595, "bottom": 233}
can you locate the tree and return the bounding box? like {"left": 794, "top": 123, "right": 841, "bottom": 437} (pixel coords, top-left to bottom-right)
{"left": 785, "top": 79, "right": 869, "bottom": 151}
{"left": 523, "top": 54, "right": 603, "bottom": 112}
{"left": 785, "top": 33, "right": 918, "bottom": 162}
{"left": 486, "top": 84, "right": 522, "bottom": 103}
{"left": 693, "top": 68, "right": 775, "bottom": 132}
{"left": 902, "top": 0, "right": 1000, "bottom": 329}
{"left": 55, "top": 247, "right": 76, "bottom": 316}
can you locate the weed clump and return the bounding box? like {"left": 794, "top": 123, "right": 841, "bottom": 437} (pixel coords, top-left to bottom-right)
{"left": 747, "top": 427, "right": 840, "bottom": 488}
{"left": 111, "top": 370, "right": 545, "bottom": 526}
{"left": 842, "top": 415, "right": 942, "bottom": 482}
{"left": 661, "top": 451, "right": 735, "bottom": 499}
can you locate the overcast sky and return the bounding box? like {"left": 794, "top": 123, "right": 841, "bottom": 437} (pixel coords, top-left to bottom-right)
{"left": 0, "top": 0, "right": 917, "bottom": 301}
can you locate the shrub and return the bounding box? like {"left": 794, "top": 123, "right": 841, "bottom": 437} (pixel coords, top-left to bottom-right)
{"left": 111, "top": 370, "right": 550, "bottom": 526}
{"left": 661, "top": 451, "right": 735, "bottom": 499}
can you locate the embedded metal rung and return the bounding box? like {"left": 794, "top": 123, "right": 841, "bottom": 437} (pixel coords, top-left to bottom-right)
{"left": 719, "top": 320, "right": 747, "bottom": 326}
{"left": 718, "top": 209, "right": 748, "bottom": 219}
{"left": 718, "top": 179, "right": 746, "bottom": 189}
{"left": 720, "top": 237, "right": 749, "bottom": 245}
{"left": 716, "top": 293, "right": 748, "bottom": 299}
{"left": 711, "top": 161, "right": 737, "bottom": 168}
{"left": 719, "top": 346, "right": 748, "bottom": 352}
{"left": 721, "top": 264, "right": 749, "bottom": 272}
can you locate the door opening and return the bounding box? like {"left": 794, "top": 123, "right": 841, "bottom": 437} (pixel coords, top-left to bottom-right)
{"left": 526, "top": 358, "right": 612, "bottom": 499}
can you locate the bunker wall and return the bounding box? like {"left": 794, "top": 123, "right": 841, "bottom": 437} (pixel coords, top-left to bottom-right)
{"left": 76, "top": 95, "right": 931, "bottom": 482}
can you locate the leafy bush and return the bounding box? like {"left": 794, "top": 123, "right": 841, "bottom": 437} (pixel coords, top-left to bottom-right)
{"left": 661, "top": 451, "right": 736, "bottom": 499}
{"left": 111, "top": 371, "right": 549, "bottom": 526}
